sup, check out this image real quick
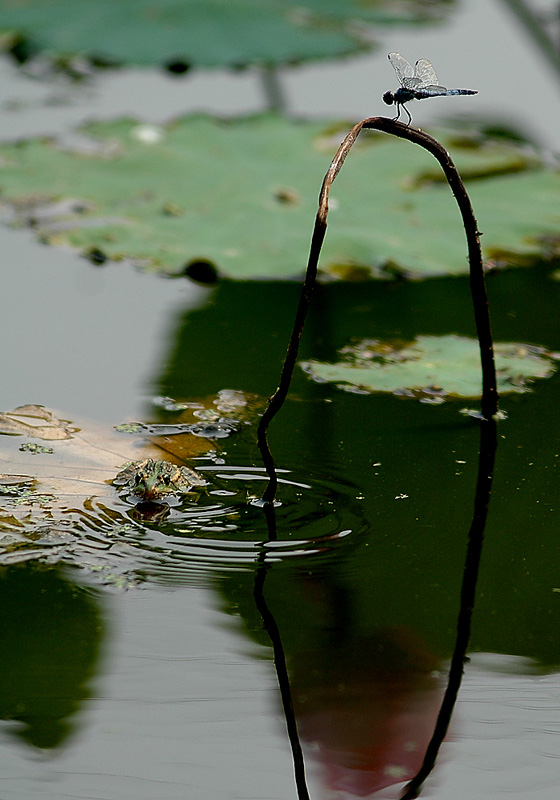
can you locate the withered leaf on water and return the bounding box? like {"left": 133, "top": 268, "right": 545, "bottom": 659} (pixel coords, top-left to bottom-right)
{"left": 0, "top": 404, "right": 77, "bottom": 440}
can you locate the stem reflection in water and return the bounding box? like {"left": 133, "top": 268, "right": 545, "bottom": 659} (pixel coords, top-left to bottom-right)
{"left": 253, "top": 416, "right": 498, "bottom": 798}
{"left": 400, "top": 417, "right": 498, "bottom": 799}
{"left": 253, "top": 550, "right": 311, "bottom": 800}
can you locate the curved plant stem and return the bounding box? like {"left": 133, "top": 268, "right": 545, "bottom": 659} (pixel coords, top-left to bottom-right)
{"left": 257, "top": 117, "right": 498, "bottom": 503}
{"left": 257, "top": 214, "right": 326, "bottom": 503}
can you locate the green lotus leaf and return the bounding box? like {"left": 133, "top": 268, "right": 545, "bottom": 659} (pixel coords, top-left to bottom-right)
{"left": 0, "top": 115, "right": 558, "bottom": 280}
{"left": 300, "top": 335, "right": 559, "bottom": 400}
{"left": 0, "top": 0, "right": 454, "bottom": 68}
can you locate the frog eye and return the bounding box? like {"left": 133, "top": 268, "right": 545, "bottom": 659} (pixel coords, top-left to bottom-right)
{"left": 134, "top": 473, "right": 143, "bottom": 485}
{"left": 163, "top": 474, "right": 171, "bottom": 485}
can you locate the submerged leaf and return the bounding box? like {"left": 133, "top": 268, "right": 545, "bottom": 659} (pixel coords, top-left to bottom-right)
{"left": 301, "top": 335, "right": 558, "bottom": 400}
{"left": 0, "top": 405, "right": 77, "bottom": 439}
{"left": 0, "top": 116, "right": 558, "bottom": 279}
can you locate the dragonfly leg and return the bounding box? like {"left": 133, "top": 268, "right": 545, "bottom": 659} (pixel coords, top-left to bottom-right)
{"left": 403, "top": 104, "right": 412, "bottom": 125}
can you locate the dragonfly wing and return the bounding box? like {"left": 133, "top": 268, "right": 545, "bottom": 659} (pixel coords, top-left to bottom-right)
{"left": 414, "top": 58, "right": 439, "bottom": 88}
{"left": 388, "top": 52, "right": 415, "bottom": 85}
{"left": 402, "top": 77, "right": 423, "bottom": 89}
{"left": 419, "top": 83, "right": 449, "bottom": 96}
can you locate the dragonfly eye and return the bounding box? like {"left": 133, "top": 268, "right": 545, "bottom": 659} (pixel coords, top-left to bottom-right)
{"left": 383, "top": 91, "right": 394, "bottom": 106}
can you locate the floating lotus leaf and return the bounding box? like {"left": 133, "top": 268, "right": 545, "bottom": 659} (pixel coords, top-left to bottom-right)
{"left": 300, "top": 335, "right": 559, "bottom": 400}
{"left": 0, "top": 115, "right": 558, "bottom": 279}
{"left": 0, "top": 0, "right": 453, "bottom": 68}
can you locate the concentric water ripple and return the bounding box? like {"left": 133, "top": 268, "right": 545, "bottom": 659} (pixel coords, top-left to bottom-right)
{"left": 1, "top": 461, "right": 368, "bottom": 587}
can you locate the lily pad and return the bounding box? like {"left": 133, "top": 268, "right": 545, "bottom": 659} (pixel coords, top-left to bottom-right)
{"left": 0, "top": 115, "right": 558, "bottom": 279}
{"left": 0, "top": 0, "right": 453, "bottom": 69}
{"left": 300, "top": 335, "right": 559, "bottom": 400}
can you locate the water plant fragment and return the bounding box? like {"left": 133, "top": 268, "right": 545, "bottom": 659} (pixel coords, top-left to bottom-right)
{"left": 0, "top": 404, "right": 76, "bottom": 439}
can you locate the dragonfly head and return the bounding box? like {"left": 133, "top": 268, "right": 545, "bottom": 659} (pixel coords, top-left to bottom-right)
{"left": 383, "top": 91, "right": 394, "bottom": 106}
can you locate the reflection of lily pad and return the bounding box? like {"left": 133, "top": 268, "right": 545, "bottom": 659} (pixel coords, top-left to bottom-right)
{"left": 0, "top": 0, "right": 453, "bottom": 69}
{"left": 0, "top": 116, "right": 558, "bottom": 280}
{"left": 0, "top": 563, "right": 102, "bottom": 750}
{"left": 301, "top": 335, "right": 559, "bottom": 400}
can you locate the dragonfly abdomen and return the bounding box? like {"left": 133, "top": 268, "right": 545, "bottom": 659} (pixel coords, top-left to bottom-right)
{"left": 414, "top": 87, "right": 478, "bottom": 99}
{"left": 441, "top": 89, "right": 477, "bottom": 96}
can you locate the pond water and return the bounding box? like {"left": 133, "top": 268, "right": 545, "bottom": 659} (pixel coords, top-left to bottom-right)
{"left": 1, "top": 2, "right": 560, "bottom": 799}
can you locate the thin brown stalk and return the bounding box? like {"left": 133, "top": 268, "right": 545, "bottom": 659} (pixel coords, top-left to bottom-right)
{"left": 257, "top": 117, "right": 497, "bottom": 504}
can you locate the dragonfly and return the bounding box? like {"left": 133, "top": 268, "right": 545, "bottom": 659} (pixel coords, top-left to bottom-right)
{"left": 383, "top": 52, "right": 477, "bottom": 125}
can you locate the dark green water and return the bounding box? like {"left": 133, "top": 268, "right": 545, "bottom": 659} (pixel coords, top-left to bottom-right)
{"left": 155, "top": 265, "right": 560, "bottom": 664}
{"left": 2, "top": 246, "right": 560, "bottom": 799}
{"left": 2, "top": 6, "right": 560, "bottom": 785}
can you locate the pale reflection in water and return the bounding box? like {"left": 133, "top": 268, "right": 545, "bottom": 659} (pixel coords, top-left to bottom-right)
{"left": 291, "top": 626, "right": 444, "bottom": 797}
